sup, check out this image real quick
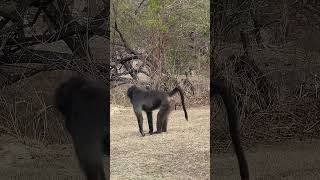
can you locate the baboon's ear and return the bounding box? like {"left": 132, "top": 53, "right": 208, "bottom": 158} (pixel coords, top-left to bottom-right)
{"left": 127, "top": 86, "right": 134, "bottom": 98}
{"left": 54, "top": 83, "right": 68, "bottom": 104}
{"left": 128, "top": 85, "right": 139, "bottom": 97}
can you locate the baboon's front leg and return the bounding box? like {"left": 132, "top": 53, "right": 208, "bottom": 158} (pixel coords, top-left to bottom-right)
{"left": 156, "top": 112, "right": 163, "bottom": 133}
{"left": 146, "top": 111, "right": 154, "bottom": 134}
{"left": 134, "top": 110, "right": 145, "bottom": 136}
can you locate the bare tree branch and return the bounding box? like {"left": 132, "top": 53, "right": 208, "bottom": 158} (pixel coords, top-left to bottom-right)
{"left": 135, "top": 0, "right": 147, "bottom": 14}
{"left": 0, "top": 0, "right": 111, "bottom": 88}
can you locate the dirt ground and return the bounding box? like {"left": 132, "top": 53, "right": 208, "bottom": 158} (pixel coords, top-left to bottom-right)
{"left": 0, "top": 135, "right": 110, "bottom": 179}
{"left": 1, "top": 106, "right": 320, "bottom": 179}
{"left": 110, "top": 105, "right": 210, "bottom": 180}
{"left": 212, "top": 139, "right": 320, "bottom": 180}
{"left": 0, "top": 105, "right": 209, "bottom": 180}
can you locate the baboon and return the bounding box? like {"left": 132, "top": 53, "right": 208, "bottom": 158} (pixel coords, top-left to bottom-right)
{"left": 54, "top": 76, "right": 109, "bottom": 180}
{"left": 127, "top": 85, "right": 188, "bottom": 136}
{"left": 212, "top": 79, "right": 249, "bottom": 180}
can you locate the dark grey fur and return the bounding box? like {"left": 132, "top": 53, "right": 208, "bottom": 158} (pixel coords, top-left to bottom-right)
{"left": 54, "top": 76, "right": 109, "bottom": 180}
{"left": 127, "top": 85, "right": 188, "bottom": 136}
{"left": 212, "top": 79, "right": 249, "bottom": 180}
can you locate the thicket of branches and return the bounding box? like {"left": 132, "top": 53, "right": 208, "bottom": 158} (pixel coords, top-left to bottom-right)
{"left": 211, "top": 0, "right": 320, "bottom": 153}
{"left": 0, "top": 0, "right": 112, "bottom": 88}
{"left": 0, "top": 0, "right": 210, "bottom": 91}
{"left": 110, "top": 0, "right": 209, "bottom": 89}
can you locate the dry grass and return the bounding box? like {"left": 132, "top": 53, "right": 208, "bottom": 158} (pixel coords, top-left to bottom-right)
{"left": 241, "top": 96, "right": 320, "bottom": 143}
{"left": 0, "top": 71, "right": 72, "bottom": 145}
{"left": 111, "top": 105, "right": 210, "bottom": 179}
{"left": 212, "top": 41, "right": 320, "bottom": 152}
{"left": 213, "top": 92, "right": 320, "bottom": 154}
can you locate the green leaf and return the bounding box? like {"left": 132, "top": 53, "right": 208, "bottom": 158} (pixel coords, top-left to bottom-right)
{"left": 148, "top": 0, "right": 161, "bottom": 13}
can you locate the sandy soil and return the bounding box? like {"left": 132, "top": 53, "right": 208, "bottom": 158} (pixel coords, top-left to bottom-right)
{"left": 212, "top": 139, "right": 320, "bottom": 180}
{"left": 1, "top": 106, "right": 319, "bottom": 179}
{"left": 110, "top": 105, "right": 210, "bottom": 180}
{"left": 0, "top": 133, "right": 109, "bottom": 180}
{"left": 0, "top": 106, "right": 209, "bottom": 180}
{"left": 0, "top": 135, "right": 84, "bottom": 179}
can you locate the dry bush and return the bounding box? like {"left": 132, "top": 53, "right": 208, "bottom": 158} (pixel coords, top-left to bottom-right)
{"left": 213, "top": 43, "right": 320, "bottom": 152}
{"left": 212, "top": 88, "right": 320, "bottom": 153}
{"left": 110, "top": 84, "right": 131, "bottom": 107}
{"left": 110, "top": 75, "right": 209, "bottom": 108}
{"left": 0, "top": 72, "right": 72, "bottom": 145}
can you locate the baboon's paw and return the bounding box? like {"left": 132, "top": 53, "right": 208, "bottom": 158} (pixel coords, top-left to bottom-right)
{"left": 153, "top": 131, "right": 162, "bottom": 134}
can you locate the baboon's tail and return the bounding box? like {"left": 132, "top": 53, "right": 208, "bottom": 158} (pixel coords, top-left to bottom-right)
{"left": 169, "top": 86, "right": 188, "bottom": 121}
{"left": 212, "top": 79, "right": 249, "bottom": 180}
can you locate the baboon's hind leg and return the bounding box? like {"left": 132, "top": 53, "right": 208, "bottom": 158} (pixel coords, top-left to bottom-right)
{"left": 102, "top": 136, "right": 109, "bottom": 156}
{"left": 76, "top": 145, "right": 106, "bottom": 180}
{"left": 162, "top": 109, "right": 171, "bottom": 132}
{"left": 156, "top": 104, "right": 170, "bottom": 133}
{"left": 146, "top": 111, "right": 154, "bottom": 134}
{"left": 82, "top": 162, "right": 105, "bottom": 180}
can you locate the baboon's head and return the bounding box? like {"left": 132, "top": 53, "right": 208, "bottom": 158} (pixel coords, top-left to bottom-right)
{"left": 127, "top": 85, "right": 137, "bottom": 99}
{"left": 54, "top": 77, "right": 86, "bottom": 118}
